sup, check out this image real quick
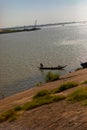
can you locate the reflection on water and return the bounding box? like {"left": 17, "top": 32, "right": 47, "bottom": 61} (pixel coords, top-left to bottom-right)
{"left": 0, "top": 24, "right": 87, "bottom": 97}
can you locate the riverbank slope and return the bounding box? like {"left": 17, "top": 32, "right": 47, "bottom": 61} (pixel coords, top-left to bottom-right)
{"left": 0, "top": 68, "right": 87, "bottom": 130}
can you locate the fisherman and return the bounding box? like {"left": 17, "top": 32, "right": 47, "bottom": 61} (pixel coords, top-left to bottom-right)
{"left": 40, "top": 63, "right": 43, "bottom": 68}
{"left": 58, "top": 65, "right": 61, "bottom": 68}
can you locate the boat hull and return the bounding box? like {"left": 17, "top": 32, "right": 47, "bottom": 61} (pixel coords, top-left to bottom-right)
{"left": 39, "top": 65, "right": 67, "bottom": 70}
{"left": 80, "top": 62, "right": 87, "bottom": 68}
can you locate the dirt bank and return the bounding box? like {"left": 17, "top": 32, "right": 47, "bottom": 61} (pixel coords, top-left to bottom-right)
{"left": 0, "top": 69, "right": 87, "bottom": 130}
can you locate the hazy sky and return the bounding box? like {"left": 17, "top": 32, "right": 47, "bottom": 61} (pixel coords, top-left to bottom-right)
{"left": 0, "top": 0, "right": 87, "bottom": 28}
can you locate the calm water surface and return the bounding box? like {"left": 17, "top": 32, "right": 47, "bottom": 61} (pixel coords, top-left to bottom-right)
{"left": 0, "top": 24, "right": 87, "bottom": 97}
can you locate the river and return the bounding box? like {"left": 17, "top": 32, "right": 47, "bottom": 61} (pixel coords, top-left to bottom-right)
{"left": 0, "top": 24, "right": 87, "bottom": 97}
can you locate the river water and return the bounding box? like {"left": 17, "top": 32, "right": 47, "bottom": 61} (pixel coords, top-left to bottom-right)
{"left": 0, "top": 24, "right": 87, "bottom": 98}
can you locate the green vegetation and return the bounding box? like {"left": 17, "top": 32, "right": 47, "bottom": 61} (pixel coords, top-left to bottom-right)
{"left": 1, "top": 80, "right": 87, "bottom": 123}
{"left": 81, "top": 80, "right": 87, "bottom": 85}
{"left": 33, "top": 89, "right": 50, "bottom": 99}
{"left": 0, "top": 110, "right": 17, "bottom": 123}
{"left": 0, "top": 29, "right": 24, "bottom": 34}
{"left": 67, "top": 88, "right": 87, "bottom": 102}
{"left": 23, "top": 95, "right": 66, "bottom": 111}
{"left": 35, "top": 82, "right": 43, "bottom": 87}
{"left": 14, "top": 106, "right": 22, "bottom": 111}
{"left": 46, "top": 71, "right": 60, "bottom": 82}
{"left": 75, "top": 67, "right": 82, "bottom": 71}
{"left": 23, "top": 89, "right": 65, "bottom": 110}
{"left": 52, "top": 82, "right": 78, "bottom": 94}
{"left": 83, "top": 100, "right": 87, "bottom": 106}
{"left": 0, "top": 90, "right": 65, "bottom": 123}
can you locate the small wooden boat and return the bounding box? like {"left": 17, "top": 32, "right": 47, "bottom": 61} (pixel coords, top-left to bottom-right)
{"left": 39, "top": 65, "right": 67, "bottom": 70}
{"left": 80, "top": 61, "right": 87, "bottom": 68}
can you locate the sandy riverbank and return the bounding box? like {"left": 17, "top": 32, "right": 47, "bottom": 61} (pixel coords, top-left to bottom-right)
{"left": 0, "top": 68, "right": 87, "bottom": 130}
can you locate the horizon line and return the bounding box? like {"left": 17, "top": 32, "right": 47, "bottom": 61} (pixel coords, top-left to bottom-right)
{"left": 0, "top": 20, "right": 87, "bottom": 30}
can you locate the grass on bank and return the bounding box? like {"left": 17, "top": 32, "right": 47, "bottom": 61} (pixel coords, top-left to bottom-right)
{"left": 83, "top": 100, "right": 87, "bottom": 106}
{"left": 75, "top": 67, "right": 82, "bottom": 71}
{"left": 67, "top": 87, "right": 87, "bottom": 102}
{"left": 14, "top": 106, "right": 22, "bottom": 111}
{"left": 81, "top": 80, "right": 87, "bottom": 85}
{"left": 23, "top": 94, "right": 65, "bottom": 111}
{"left": 0, "top": 110, "right": 17, "bottom": 123}
{"left": 33, "top": 89, "right": 50, "bottom": 99}
{"left": 0, "top": 80, "right": 86, "bottom": 123}
{"left": 0, "top": 89, "right": 65, "bottom": 123}
{"left": 52, "top": 82, "right": 78, "bottom": 94}
{"left": 46, "top": 71, "right": 60, "bottom": 82}
{"left": 35, "top": 82, "right": 43, "bottom": 87}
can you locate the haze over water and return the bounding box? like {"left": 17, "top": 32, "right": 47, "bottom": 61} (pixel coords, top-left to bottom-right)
{"left": 0, "top": 24, "right": 87, "bottom": 98}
